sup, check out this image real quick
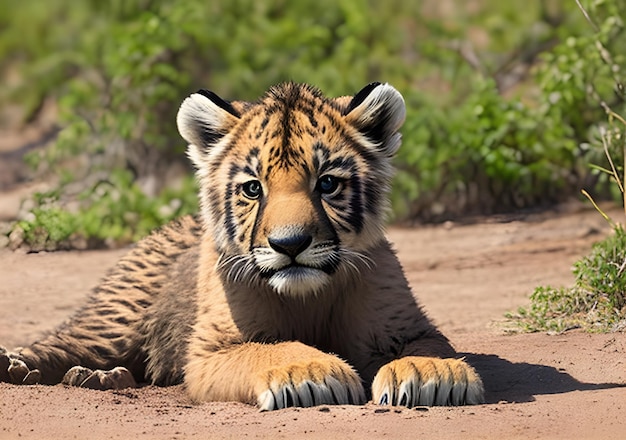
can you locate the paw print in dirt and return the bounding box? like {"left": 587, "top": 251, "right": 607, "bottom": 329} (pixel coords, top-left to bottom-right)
{"left": 0, "top": 346, "right": 41, "bottom": 385}
{"left": 372, "top": 356, "right": 484, "bottom": 407}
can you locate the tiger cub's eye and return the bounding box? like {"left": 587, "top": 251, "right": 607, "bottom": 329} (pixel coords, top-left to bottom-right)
{"left": 317, "top": 175, "right": 342, "bottom": 196}
{"left": 242, "top": 180, "right": 262, "bottom": 199}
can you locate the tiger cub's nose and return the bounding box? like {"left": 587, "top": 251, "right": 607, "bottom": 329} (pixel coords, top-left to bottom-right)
{"left": 268, "top": 233, "right": 313, "bottom": 258}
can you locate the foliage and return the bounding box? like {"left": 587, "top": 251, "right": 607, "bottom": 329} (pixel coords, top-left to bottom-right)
{"left": 395, "top": 0, "right": 626, "bottom": 220}
{"left": 512, "top": 105, "right": 626, "bottom": 333}
{"left": 12, "top": 172, "right": 197, "bottom": 251}
{"left": 16, "top": 207, "right": 78, "bottom": 251}
{"left": 507, "top": 0, "right": 626, "bottom": 333}
{"left": 395, "top": 77, "right": 582, "bottom": 219}
{"left": 509, "top": 226, "right": 626, "bottom": 333}
{"left": 1, "top": 0, "right": 625, "bottom": 248}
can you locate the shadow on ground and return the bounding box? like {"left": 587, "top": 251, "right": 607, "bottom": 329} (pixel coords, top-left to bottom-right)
{"left": 463, "top": 353, "right": 626, "bottom": 404}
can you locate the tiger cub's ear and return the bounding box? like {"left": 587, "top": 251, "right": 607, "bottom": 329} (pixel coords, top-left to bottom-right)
{"left": 343, "top": 82, "right": 406, "bottom": 157}
{"left": 176, "top": 90, "right": 241, "bottom": 160}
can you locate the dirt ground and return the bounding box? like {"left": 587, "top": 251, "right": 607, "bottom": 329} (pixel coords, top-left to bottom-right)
{"left": 0, "top": 203, "right": 625, "bottom": 439}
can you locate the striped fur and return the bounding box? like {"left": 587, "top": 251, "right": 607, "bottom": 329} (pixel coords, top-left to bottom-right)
{"left": 2, "top": 83, "right": 483, "bottom": 409}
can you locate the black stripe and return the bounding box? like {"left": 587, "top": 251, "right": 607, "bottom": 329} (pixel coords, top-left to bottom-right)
{"left": 319, "top": 156, "right": 356, "bottom": 175}
{"left": 328, "top": 208, "right": 355, "bottom": 233}
{"left": 224, "top": 181, "right": 237, "bottom": 241}
{"left": 196, "top": 89, "right": 241, "bottom": 118}
{"left": 249, "top": 191, "right": 267, "bottom": 251}
{"left": 348, "top": 175, "right": 364, "bottom": 233}
{"left": 343, "top": 82, "right": 381, "bottom": 115}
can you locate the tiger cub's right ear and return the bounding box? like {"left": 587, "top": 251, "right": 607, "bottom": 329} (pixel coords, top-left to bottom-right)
{"left": 343, "top": 82, "right": 405, "bottom": 157}
{"left": 176, "top": 89, "right": 241, "bottom": 151}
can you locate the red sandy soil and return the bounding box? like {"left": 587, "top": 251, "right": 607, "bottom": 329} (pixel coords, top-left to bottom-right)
{"left": 0, "top": 203, "right": 625, "bottom": 439}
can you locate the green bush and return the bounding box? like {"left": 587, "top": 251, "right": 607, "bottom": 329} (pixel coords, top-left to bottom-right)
{"left": 510, "top": 226, "right": 626, "bottom": 333}
{"left": 395, "top": 77, "right": 582, "bottom": 220}
{"left": 506, "top": 0, "right": 626, "bottom": 333}
{"left": 12, "top": 171, "right": 197, "bottom": 250}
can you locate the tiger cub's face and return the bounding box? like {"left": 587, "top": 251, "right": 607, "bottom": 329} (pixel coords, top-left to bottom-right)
{"left": 177, "top": 82, "right": 405, "bottom": 296}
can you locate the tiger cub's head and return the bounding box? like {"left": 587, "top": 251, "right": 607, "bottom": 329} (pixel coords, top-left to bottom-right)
{"left": 177, "top": 82, "right": 405, "bottom": 296}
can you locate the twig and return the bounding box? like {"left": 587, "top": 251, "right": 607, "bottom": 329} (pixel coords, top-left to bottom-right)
{"left": 616, "top": 258, "right": 626, "bottom": 277}
{"left": 574, "top": 0, "right": 600, "bottom": 32}
{"left": 601, "top": 102, "right": 626, "bottom": 127}
{"left": 581, "top": 189, "right": 616, "bottom": 228}
{"left": 600, "top": 103, "right": 626, "bottom": 218}
{"left": 599, "top": 126, "right": 624, "bottom": 194}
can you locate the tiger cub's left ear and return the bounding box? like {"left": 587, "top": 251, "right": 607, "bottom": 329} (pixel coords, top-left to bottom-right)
{"left": 176, "top": 89, "right": 241, "bottom": 165}
{"left": 344, "top": 82, "right": 406, "bottom": 157}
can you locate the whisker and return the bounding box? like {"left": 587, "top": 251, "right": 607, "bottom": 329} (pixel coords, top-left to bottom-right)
{"left": 218, "top": 245, "right": 375, "bottom": 292}
{"left": 338, "top": 248, "right": 376, "bottom": 278}
{"left": 218, "top": 253, "right": 257, "bottom": 285}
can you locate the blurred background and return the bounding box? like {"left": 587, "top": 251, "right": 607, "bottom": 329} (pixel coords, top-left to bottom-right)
{"left": 0, "top": 0, "right": 624, "bottom": 251}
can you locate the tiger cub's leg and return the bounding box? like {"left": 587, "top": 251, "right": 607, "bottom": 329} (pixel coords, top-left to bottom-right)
{"left": 1, "top": 269, "right": 155, "bottom": 388}
{"left": 0, "top": 303, "right": 142, "bottom": 389}
{"left": 185, "top": 341, "right": 366, "bottom": 410}
{"left": 0, "top": 346, "right": 137, "bottom": 390}
{"left": 1, "top": 217, "right": 200, "bottom": 389}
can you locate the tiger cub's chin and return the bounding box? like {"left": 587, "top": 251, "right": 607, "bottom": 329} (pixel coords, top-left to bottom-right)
{"left": 267, "top": 266, "right": 332, "bottom": 296}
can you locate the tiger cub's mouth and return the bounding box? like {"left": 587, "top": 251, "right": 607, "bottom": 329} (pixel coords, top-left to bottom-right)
{"left": 252, "top": 244, "right": 340, "bottom": 296}
{"left": 265, "top": 265, "right": 332, "bottom": 296}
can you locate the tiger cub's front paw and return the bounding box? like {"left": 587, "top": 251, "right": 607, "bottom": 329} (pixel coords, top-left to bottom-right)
{"left": 372, "top": 356, "right": 484, "bottom": 407}
{"left": 255, "top": 358, "right": 366, "bottom": 411}
{"left": 0, "top": 347, "right": 41, "bottom": 385}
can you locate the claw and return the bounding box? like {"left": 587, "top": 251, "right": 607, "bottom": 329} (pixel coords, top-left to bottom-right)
{"left": 379, "top": 392, "right": 389, "bottom": 405}
{"left": 296, "top": 381, "right": 315, "bottom": 407}
{"left": 325, "top": 376, "right": 348, "bottom": 404}
{"left": 22, "top": 369, "right": 41, "bottom": 385}
{"left": 398, "top": 381, "right": 414, "bottom": 407}
{"left": 258, "top": 389, "right": 277, "bottom": 412}
{"left": 62, "top": 366, "right": 95, "bottom": 387}
{"left": 304, "top": 379, "right": 333, "bottom": 406}
{"left": 280, "top": 383, "right": 298, "bottom": 408}
{"left": 258, "top": 375, "right": 364, "bottom": 411}
{"left": 8, "top": 359, "right": 30, "bottom": 384}
{"left": 80, "top": 371, "right": 110, "bottom": 390}
{"left": 0, "top": 350, "right": 39, "bottom": 385}
{"left": 399, "top": 391, "right": 408, "bottom": 407}
{"left": 420, "top": 380, "right": 436, "bottom": 406}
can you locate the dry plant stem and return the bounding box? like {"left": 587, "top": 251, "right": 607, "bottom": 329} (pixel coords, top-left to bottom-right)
{"left": 602, "top": 106, "right": 626, "bottom": 218}
{"left": 575, "top": 0, "right": 599, "bottom": 32}
{"left": 581, "top": 189, "right": 616, "bottom": 229}
{"left": 576, "top": 0, "right": 624, "bottom": 90}
{"left": 599, "top": 104, "right": 626, "bottom": 220}
{"left": 598, "top": 127, "right": 624, "bottom": 193}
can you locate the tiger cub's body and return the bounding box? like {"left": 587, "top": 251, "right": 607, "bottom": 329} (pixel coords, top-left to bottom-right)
{"left": 1, "top": 82, "right": 484, "bottom": 410}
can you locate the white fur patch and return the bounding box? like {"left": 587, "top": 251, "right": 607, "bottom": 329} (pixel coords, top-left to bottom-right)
{"left": 268, "top": 268, "right": 331, "bottom": 296}
{"left": 176, "top": 92, "right": 238, "bottom": 161}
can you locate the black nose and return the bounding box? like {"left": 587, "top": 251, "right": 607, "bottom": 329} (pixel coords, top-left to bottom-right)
{"left": 268, "top": 233, "right": 313, "bottom": 258}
